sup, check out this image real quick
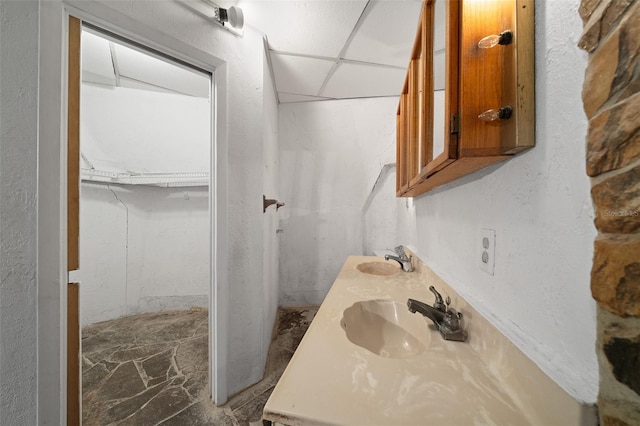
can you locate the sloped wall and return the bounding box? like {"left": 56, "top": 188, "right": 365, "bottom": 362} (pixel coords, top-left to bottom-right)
{"left": 80, "top": 84, "right": 210, "bottom": 174}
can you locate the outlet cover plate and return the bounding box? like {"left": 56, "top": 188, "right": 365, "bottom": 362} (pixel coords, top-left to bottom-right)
{"left": 480, "top": 229, "right": 495, "bottom": 275}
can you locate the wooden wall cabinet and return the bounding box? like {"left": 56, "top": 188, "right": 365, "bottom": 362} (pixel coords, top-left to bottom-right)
{"left": 396, "top": 0, "right": 534, "bottom": 197}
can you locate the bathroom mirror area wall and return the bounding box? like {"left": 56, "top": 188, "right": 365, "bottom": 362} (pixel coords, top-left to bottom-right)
{"left": 396, "top": 0, "right": 535, "bottom": 198}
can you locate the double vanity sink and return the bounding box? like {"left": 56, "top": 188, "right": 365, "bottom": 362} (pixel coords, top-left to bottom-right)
{"left": 263, "top": 256, "right": 586, "bottom": 425}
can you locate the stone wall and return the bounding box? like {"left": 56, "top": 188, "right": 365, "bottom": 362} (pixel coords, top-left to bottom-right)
{"left": 579, "top": 0, "right": 640, "bottom": 424}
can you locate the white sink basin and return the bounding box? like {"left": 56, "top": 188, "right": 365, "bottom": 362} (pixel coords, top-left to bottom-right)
{"left": 340, "top": 299, "right": 428, "bottom": 358}
{"left": 356, "top": 261, "right": 399, "bottom": 276}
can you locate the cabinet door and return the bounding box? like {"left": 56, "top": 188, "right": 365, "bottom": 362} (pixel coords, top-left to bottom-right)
{"left": 459, "top": 0, "right": 534, "bottom": 156}
{"left": 396, "top": 0, "right": 534, "bottom": 198}
{"left": 396, "top": 88, "right": 410, "bottom": 196}
{"left": 420, "top": 0, "right": 459, "bottom": 178}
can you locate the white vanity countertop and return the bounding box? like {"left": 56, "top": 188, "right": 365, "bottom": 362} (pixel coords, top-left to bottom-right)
{"left": 263, "top": 256, "right": 584, "bottom": 426}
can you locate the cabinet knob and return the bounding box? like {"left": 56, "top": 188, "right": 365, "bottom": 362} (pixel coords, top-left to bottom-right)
{"left": 478, "top": 106, "right": 513, "bottom": 121}
{"left": 478, "top": 30, "right": 513, "bottom": 49}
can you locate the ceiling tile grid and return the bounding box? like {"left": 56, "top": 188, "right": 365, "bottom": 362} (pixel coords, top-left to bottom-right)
{"left": 341, "top": 0, "right": 423, "bottom": 68}
{"left": 242, "top": 0, "right": 423, "bottom": 103}
{"left": 238, "top": 0, "right": 369, "bottom": 57}
{"left": 81, "top": 1, "right": 424, "bottom": 103}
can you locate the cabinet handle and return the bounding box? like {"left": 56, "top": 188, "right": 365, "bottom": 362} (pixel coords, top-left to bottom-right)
{"left": 478, "top": 106, "right": 513, "bottom": 121}
{"left": 478, "top": 30, "right": 513, "bottom": 49}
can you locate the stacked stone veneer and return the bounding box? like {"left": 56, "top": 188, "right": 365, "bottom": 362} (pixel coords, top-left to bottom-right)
{"left": 579, "top": 0, "right": 640, "bottom": 424}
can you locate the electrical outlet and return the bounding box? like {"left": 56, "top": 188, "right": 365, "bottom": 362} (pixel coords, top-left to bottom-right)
{"left": 480, "top": 229, "right": 495, "bottom": 275}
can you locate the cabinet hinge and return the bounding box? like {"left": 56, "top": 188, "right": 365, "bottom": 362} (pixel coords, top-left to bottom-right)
{"left": 450, "top": 113, "right": 460, "bottom": 134}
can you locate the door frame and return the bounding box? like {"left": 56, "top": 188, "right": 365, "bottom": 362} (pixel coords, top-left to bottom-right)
{"left": 38, "top": 2, "right": 231, "bottom": 422}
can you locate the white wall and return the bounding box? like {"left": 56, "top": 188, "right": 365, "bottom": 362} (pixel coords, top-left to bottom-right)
{"left": 80, "top": 183, "right": 209, "bottom": 326}
{"left": 278, "top": 0, "right": 597, "bottom": 404}
{"left": 0, "top": 1, "right": 39, "bottom": 424}
{"left": 81, "top": 84, "right": 210, "bottom": 174}
{"left": 279, "top": 97, "right": 400, "bottom": 305}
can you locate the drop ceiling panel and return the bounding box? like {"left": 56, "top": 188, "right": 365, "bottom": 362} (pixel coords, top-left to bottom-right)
{"left": 271, "top": 53, "right": 336, "bottom": 96}
{"left": 113, "top": 43, "right": 209, "bottom": 98}
{"left": 239, "top": 0, "right": 368, "bottom": 57}
{"left": 320, "top": 62, "right": 405, "bottom": 99}
{"left": 342, "top": 0, "right": 423, "bottom": 67}
{"left": 81, "top": 31, "right": 116, "bottom": 86}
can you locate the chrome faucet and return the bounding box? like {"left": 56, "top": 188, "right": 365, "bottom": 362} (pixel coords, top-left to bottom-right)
{"left": 384, "top": 245, "right": 413, "bottom": 272}
{"left": 408, "top": 286, "right": 467, "bottom": 342}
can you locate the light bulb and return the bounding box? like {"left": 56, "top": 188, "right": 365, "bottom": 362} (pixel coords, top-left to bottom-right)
{"left": 478, "top": 106, "right": 513, "bottom": 121}
{"left": 478, "top": 30, "right": 513, "bottom": 49}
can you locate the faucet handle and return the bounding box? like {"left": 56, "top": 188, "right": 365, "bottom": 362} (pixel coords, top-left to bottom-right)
{"left": 429, "top": 286, "right": 446, "bottom": 312}
{"left": 393, "top": 245, "right": 406, "bottom": 256}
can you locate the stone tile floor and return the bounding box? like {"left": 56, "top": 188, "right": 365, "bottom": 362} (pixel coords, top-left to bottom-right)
{"left": 82, "top": 306, "right": 318, "bottom": 425}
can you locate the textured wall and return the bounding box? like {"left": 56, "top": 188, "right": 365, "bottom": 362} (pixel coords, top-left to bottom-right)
{"left": 80, "top": 184, "right": 210, "bottom": 326}
{"left": 578, "top": 0, "right": 640, "bottom": 423}
{"left": 0, "top": 1, "right": 39, "bottom": 424}
{"left": 278, "top": 97, "right": 402, "bottom": 306}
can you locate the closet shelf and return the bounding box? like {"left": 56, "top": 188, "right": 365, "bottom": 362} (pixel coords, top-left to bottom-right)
{"left": 81, "top": 168, "right": 209, "bottom": 187}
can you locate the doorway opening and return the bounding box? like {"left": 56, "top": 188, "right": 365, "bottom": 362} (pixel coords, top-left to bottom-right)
{"left": 77, "top": 25, "right": 214, "bottom": 423}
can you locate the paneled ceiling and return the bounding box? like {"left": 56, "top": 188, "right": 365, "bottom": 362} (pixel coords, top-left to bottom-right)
{"left": 81, "top": 0, "right": 424, "bottom": 104}
{"left": 81, "top": 29, "right": 210, "bottom": 98}
{"left": 240, "top": 0, "right": 423, "bottom": 103}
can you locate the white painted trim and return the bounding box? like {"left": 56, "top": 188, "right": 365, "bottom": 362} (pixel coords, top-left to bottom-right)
{"left": 38, "top": 3, "right": 69, "bottom": 423}
{"left": 211, "top": 63, "right": 229, "bottom": 405}
{"left": 37, "top": 4, "right": 231, "bottom": 422}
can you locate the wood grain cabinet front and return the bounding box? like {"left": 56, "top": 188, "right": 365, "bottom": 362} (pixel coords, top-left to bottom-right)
{"left": 396, "top": 0, "right": 534, "bottom": 198}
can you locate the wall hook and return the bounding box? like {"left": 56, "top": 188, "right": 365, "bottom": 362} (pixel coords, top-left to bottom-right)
{"left": 263, "top": 195, "right": 285, "bottom": 213}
